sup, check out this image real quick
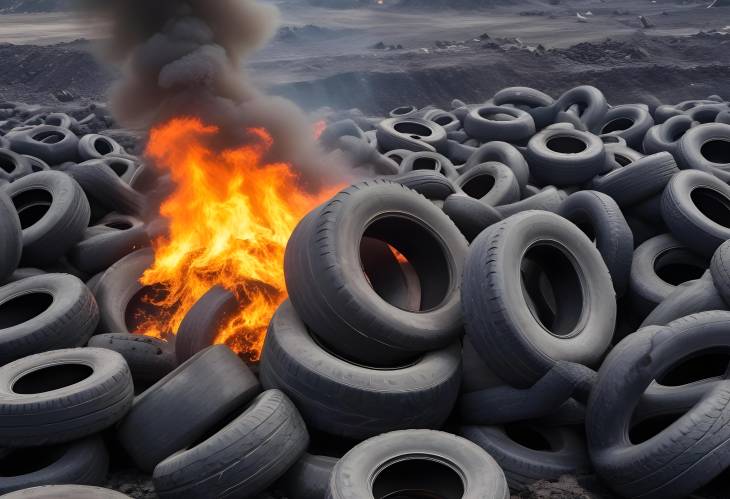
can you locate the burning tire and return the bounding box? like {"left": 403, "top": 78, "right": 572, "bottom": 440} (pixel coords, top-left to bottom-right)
{"left": 462, "top": 211, "right": 616, "bottom": 388}
{"left": 260, "top": 301, "right": 461, "bottom": 439}
{"left": 661, "top": 170, "right": 730, "bottom": 257}
{"left": 327, "top": 430, "right": 509, "bottom": 499}
{"left": 0, "top": 149, "right": 33, "bottom": 182}
{"left": 0, "top": 273, "right": 99, "bottom": 366}
{"left": 455, "top": 161, "right": 520, "bottom": 207}
{"left": 153, "top": 389, "right": 308, "bottom": 499}
{"left": 87, "top": 333, "right": 176, "bottom": 390}
{"left": 4, "top": 171, "right": 90, "bottom": 266}
{"left": 275, "top": 453, "right": 337, "bottom": 499}
{"left": 558, "top": 190, "right": 634, "bottom": 296}
{"left": 591, "top": 152, "right": 679, "bottom": 207}
{"left": 0, "top": 348, "right": 133, "bottom": 446}
{"left": 442, "top": 194, "right": 503, "bottom": 242}
{"left": 77, "top": 134, "right": 125, "bottom": 161}
{"left": 463, "top": 105, "right": 536, "bottom": 143}
{"left": 0, "top": 436, "right": 108, "bottom": 495}
{"left": 461, "top": 424, "right": 591, "bottom": 491}
{"left": 117, "top": 345, "right": 260, "bottom": 472}
{"left": 525, "top": 128, "right": 607, "bottom": 186}
{"left": 0, "top": 189, "right": 22, "bottom": 284}
{"left": 1, "top": 486, "right": 130, "bottom": 498}
{"left": 68, "top": 215, "right": 149, "bottom": 275}
{"left": 285, "top": 179, "right": 468, "bottom": 366}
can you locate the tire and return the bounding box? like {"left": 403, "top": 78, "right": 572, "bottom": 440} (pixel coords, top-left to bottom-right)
{"left": 389, "top": 105, "right": 417, "bottom": 118}
{"left": 117, "top": 345, "right": 261, "bottom": 472}
{"left": 717, "top": 110, "right": 730, "bottom": 125}
{"left": 22, "top": 155, "right": 49, "bottom": 173}
{"left": 0, "top": 148, "right": 33, "bottom": 182}
{"left": 4, "top": 171, "right": 90, "bottom": 266}
{"left": 0, "top": 273, "right": 99, "bottom": 366}
{"left": 603, "top": 143, "right": 644, "bottom": 170}
{"left": 455, "top": 161, "right": 520, "bottom": 207}
{"left": 0, "top": 189, "right": 22, "bottom": 283}
{"left": 641, "top": 273, "right": 727, "bottom": 327}
{"left": 654, "top": 105, "right": 684, "bottom": 124}
{"left": 461, "top": 336, "right": 505, "bottom": 393}
{"left": 599, "top": 133, "right": 627, "bottom": 146}
{"left": 661, "top": 170, "right": 730, "bottom": 257}
{"left": 552, "top": 85, "right": 609, "bottom": 132}
{"left": 77, "top": 134, "right": 125, "bottom": 161}
{"left": 629, "top": 234, "right": 709, "bottom": 316}
{"left": 94, "top": 248, "right": 153, "bottom": 335}
{"left": 335, "top": 136, "right": 399, "bottom": 176}
{"left": 687, "top": 103, "right": 729, "bottom": 124}
{"left": 493, "top": 86, "right": 555, "bottom": 129}
{"left": 3, "top": 267, "right": 44, "bottom": 285}
{"left": 592, "top": 152, "right": 679, "bottom": 207}
{"left": 66, "top": 160, "right": 145, "bottom": 216}
{"left": 526, "top": 128, "right": 606, "bottom": 186}
{"left": 175, "top": 285, "right": 239, "bottom": 364}
{"left": 284, "top": 180, "right": 468, "bottom": 365}
{"left": 382, "top": 149, "right": 412, "bottom": 166}
{"left": 99, "top": 155, "right": 138, "bottom": 184}
{"left": 399, "top": 151, "right": 459, "bottom": 179}
{"left": 327, "top": 430, "right": 509, "bottom": 499}
{"left": 87, "top": 333, "right": 176, "bottom": 389}
{"left": 275, "top": 453, "right": 337, "bottom": 499}
{"left": 464, "top": 142, "right": 530, "bottom": 192}
{"left": 376, "top": 117, "right": 447, "bottom": 154}
{"left": 260, "top": 301, "right": 461, "bottom": 439}
{"left": 152, "top": 390, "right": 307, "bottom": 499}
{"left": 423, "top": 109, "right": 461, "bottom": 132}
{"left": 495, "top": 186, "right": 565, "bottom": 218}
{"left": 67, "top": 215, "right": 149, "bottom": 275}
{"left": 711, "top": 240, "right": 730, "bottom": 305}
{"left": 675, "top": 123, "right": 730, "bottom": 183}
{"left": 587, "top": 312, "right": 730, "bottom": 499}
{"left": 460, "top": 361, "right": 596, "bottom": 425}
{"left": 463, "top": 105, "right": 535, "bottom": 143}
{"left": 461, "top": 425, "right": 590, "bottom": 491}
{"left": 463, "top": 211, "right": 616, "bottom": 387}
{"left": 388, "top": 169, "right": 457, "bottom": 200}
{"left": 0, "top": 347, "right": 133, "bottom": 446}
{"left": 559, "top": 190, "right": 634, "bottom": 296}
{"left": 598, "top": 104, "right": 654, "bottom": 150}
{"left": 0, "top": 436, "right": 108, "bottom": 495}
{"left": 445, "top": 139, "right": 476, "bottom": 164}
{"left": 5, "top": 125, "right": 79, "bottom": 165}
{"left": 442, "top": 193, "right": 503, "bottom": 242}
{"left": 1, "top": 486, "right": 130, "bottom": 498}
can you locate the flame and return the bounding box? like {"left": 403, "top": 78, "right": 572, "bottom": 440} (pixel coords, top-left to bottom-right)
{"left": 312, "top": 120, "right": 327, "bottom": 140}
{"left": 137, "top": 117, "right": 337, "bottom": 361}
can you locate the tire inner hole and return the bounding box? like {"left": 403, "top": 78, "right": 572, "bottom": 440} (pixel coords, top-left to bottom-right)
{"left": 505, "top": 424, "right": 553, "bottom": 451}
{"left": 614, "top": 154, "right": 633, "bottom": 167}
{"left": 546, "top": 136, "right": 587, "bottom": 154}
{"left": 33, "top": 130, "right": 64, "bottom": 144}
{"left": 654, "top": 249, "right": 706, "bottom": 286}
{"left": 701, "top": 139, "right": 730, "bottom": 164}
{"left": 601, "top": 117, "right": 635, "bottom": 134}
{"left": 94, "top": 138, "right": 114, "bottom": 155}
{"left": 479, "top": 109, "right": 516, "bottom": 121}
{"left": 373, "top": 458, "right": 465, "bottom": 499}
{"left": 0, "top": 292, "right": 53, "bottom": 329}
{"left": 108, "top": 161, "right": 130, "bottom": 177}
{"left": 392, "top": 106, "right": 415, "bottom": 116}
{"left": 520, "top": 243, "right": 584, "bottom": 337}
{"left": 0, "top": 152, "right": 18, "bottom": 174}
{"left": 461, "top": 173, "right": 495, "bottom": 199}
{"left": 657, "top": 351, "right": 730, "bottom": 387}
{"left": 0, "top": 445, "right": 67, "bottom": 476}
{"left": 412, "top": 157, "right": 441, "bottom": 172}
{"left": 105, "top": 220, "right": 133, "bottom": 230}
{"left": 691, "top": 187, "right": 730, "bottom": 228}
{"left": 394, "top": 122, "right": 432, "bottom": 137}
{"left": 629, "top": 413, "right": 682, "bottom": 445}
{"left": 12, "top": 189, "right": 52, "bottom": 228}
{"left": 13, "top": 363, "right": 93, "bottom": 394}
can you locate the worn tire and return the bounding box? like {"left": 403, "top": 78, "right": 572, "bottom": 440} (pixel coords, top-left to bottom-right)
{"left": 642, "top": 115, "right": 695, "bottom": 156}
{"left": 592, "top": 152, "right": 679, "bottom": 207}
{"left": 641, "top": 273, "right": 727, "bottom": 327}
{"left": 675, "top": 122, "right": 730, "bottom": 183}
{"left": 0, "top": 149, "right": 33, "bottom": 182}
{"left": 711, "top": 240, "right": 730, "bottom": 305}
{"left": 464, "top": 142, "right": 530, "bottom": 192}
{"left": 463, "top": 105, "right": 535, "bottom": 143}
{"left": 455, "top": 161, "right": 520, "bottom": 207}
{"left": 442, "top": 193, "right": 503, "bottom": 242}
{"left": 598, "top": 104, "right": 654, "bottom": 150}
{"left": 275, "top": 453, "right": 337, "bottom": 499}
{"left": 526, "top": 128, "right": 607, "bottom": 186}
{"left": 66, "top": 160, "right": 145, "bottom": 216}
{"left": 388, "top": 169, "right": 457, "bottom": 200}
{"left": 552, "top": 85, "right": 608, "bottom": 132}
{"left": 5, "top": 126, "right": 79, "bottom": 165}
{"left": 77, "top": 134, "right": 125, "bottom": 161}
{"left": 399, "top": 151, "right": 459, "bottom": 179}
{"left": 376, "top": 117, "right": 447, "bottom": 153}
{"left": 1, "top": 485, "right": 130, "bottom": 498}
{"left": 0, "top": 189, "right": 22, "bottom": 283}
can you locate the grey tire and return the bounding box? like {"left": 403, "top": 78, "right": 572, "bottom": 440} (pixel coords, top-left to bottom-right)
{"left": 464, "top": 142, "right": 529, "bottom": 192}
{"left": 275, "top": 453, "right": 337, "bottom": 499}
{"left": 399, "top": 151, "right": 459, "bottom": 179}
{"left": 67, "top": 160, "right": 145, "bottom": 216}
{"left": 675, "top": 122, "right": 730, "bottom": 183}
{"left": 388, "top": 169, "right": 457, "bottom": 200}
{"left": 442, "top": 193, "right": 503, "bottom": 242}
{"left": 0, "top": 189, "right": 22, "bottom": 283}
{"left": 711, "top": 240, "right": 730, "bottom": 305}
{"left": 592, "top": 152, "right": 679, "bottom": 207}
{"left": 493, "top": 86, "right": 555, "bottom": 129}
{"left": 552, "top": 85, "right": 608, "bottom": 132}
{"left": 455, "top": 161, "right": 520, "bottom": 207}
{"left": 1, "top": 486, "right": 130, "bottom": 498}
{"left": 598, "top": 104, "right": 654, "bottom": 150}
{"left": 641, "top": 273, "right": 727, "bottom": 327}
{"left": 526, "top": 128, "right": 606, "bottom": 186}
{"left": 463, "top": 105, "right": 535, "bottom": 143}
{"left": 376, "top": 117, "right": 447, "bottom": 153}
{"left": 495, "top": 186, "right": 565, "bottom": 218}
{"left": 642, "top": 115, "right": 695, "bottom": 156}
{"left": 0, "top": 149, "right": 33, "bottom": 182}
{"left": 77, "top": 134, "right": 125, "bottom": 161}
{"left": 5, "top": 126, "right": 79, "bottom": 165}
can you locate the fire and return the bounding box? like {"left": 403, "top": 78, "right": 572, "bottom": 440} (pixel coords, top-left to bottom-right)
{"left": 137, "top": 117, "right": 337, "bottom": 361}
{"left": 312, "top": 120, "right": 326, "bottom": 140}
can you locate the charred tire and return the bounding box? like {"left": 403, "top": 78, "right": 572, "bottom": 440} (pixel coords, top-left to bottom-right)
{"left": 592, "top": 152, "right": 679, "bottom": 208}
{"left": 275, "top": 453, "right": 337, "bottom": 499}
{"left": 117, "top": 345, "right": 261, "bottom": 472}
{"left": 463, "top": 105, "right": 536, "bottom": 143}
{"left": 1, "top": 486, "right": 130, "bottom": 498}
{"left": 285, "top": 180, "right": 468, "bottom": 366}
{"left": 526, "top": 128, "right": 606, "bottom": 186}
{"left": 153, "top": 390, "right": 308, "bottom": 499}
{"left": 0, "top": 149, "right": 33, "bottom": 182}
{"left": 461, "top": 425, "right": 590, "bottom": 491}
{"left": 389, "top": 169, "right": 457, "bottom": 200}
{"left": 675, "top": 122, "right": 730, "bottom": 183}
{"left": 643, "top": 115, "right": 695, "bottom": 156}
{"left": 455, "top": 161, "right": 520, "bottom": 207}
{"left": 558, "top": 191, "right": 634, "bottom": 296}
{"left": 5, "top": 126, "right": 79, "bottom": 165}
{"left": 598, "top": 104, "right": 654, "bottom": 150}
{"left": 711, "top": 240, "right": 730, "bottom": 305}
{"left": 87, "top": 333, "right": 176, "bottom": 389}
{"left": 327, "top": 430, "right": 509, "bottom": 499}
{"left": 67, "top": 160, "right": 145, "bottom": 216}
{"left": 587, "top": 311, "right": 730, "bottom": 499}
{"left": 77, "top": 134, "right": 125, "bottom": 161}
{"left": 4, "top": 171, "right": 90, "bottom": 266}
{"left": 661, "top": 170, "right": 730, "bottom": 257}
{"left": 376, "top": 117, "right": 447, "bottom": 153}
{"left": 0, "top": 189, "right": 22, "bottom": 283}
{"left": 0, "top": 348, "right": 133, "bottom": 446}
{"left": 0, "top": 436, "right": 108, "bottom": 494}
{"left": 442, "top": 194, "right": 503, "bottom": 243}
{"left": 464, "top": 142, "right": 530, "bottom": 192}
{"left": 0, "top": 273, "right": 99, "bottom": 366}
{"left": 463, "top": 211, "right": 616, "bottom": 388}
{"left": 260, "top": 301, "right": 461, "bottom": 439}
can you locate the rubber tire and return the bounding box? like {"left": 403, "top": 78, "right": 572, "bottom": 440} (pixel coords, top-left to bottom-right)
{"left": 463, "top": 105, "right": 535, "bottom": 143}
{"left": 87, "top": 333, "right": 176, "bottom": 389}
{"left": 558, "top": 190, "right": 634, "bottom": 296}
{"left": 493, "top": 86, "right": 555, "bottom": 129}
{"left": 675, "top": 122, "right": 730, "bottom": 183}
{"left": 117, "top": 345, "right": 260, "bottom": 472}
{"left": 152, "top": 390, "right": 307, "bottom": 499}
{"left": 67, "top": 160, "right": 145, "bottom": 216}
{"left": 0, "top": 436, "right": 108, "bottom": 494}
{"left": 0, "top": 347, "right": 133, "bottom": 446}
{"left": 0, "top": 148, "right": 33, "bottom": 182}
{"left": 661, "top": 170, "right": 730, "bottom": 257}
{"left": 641, "top": 273, "right": 727, "bottom": 327}
{"left": 388, "top": 169, "right": 457, "bottom": 201}
{"left": 1, "top": 486, "right": 131, "bottom": 498}
{"left": 0, "top": 189, "right": 22, "bottom": 283}
{"left": 284, "top": 180, "right": 468, "bottom": 366}
{"left": 711, "top": 240, "right": 730, "bottom": 305}
{"left": 4, "top": 171, "right": 90, "bottom": 266}
{"left": 464, "top": 142, "right": 529, "bottom": 192}
{"left": 327, "top": 430, "right": 509, "bottom": 499}
{"left": 442, "top": 194, "right": 503, "bottom": 242}
{"left": 463, "top": 210, "right": 616, "bottom": 388}
{"left": 77, "top": 134, "right": 125, "bottom": 161}
{"left": 275, "top": 453, "right": 337, "bottom": 499}
{"left": 642, "top": 115, "right": 695, "bottom": 156}
{"left": 598, "top": 104, "right": 654, "bottom": 150}
{"left": 455, "top": 161, "right": 520, "bottom": 207}
{"left": 5, "top": 125, "right": 79, "bottom": 165}
{"left": 260, "top": 300, "right": 460, "bottom": 439}
{"left": 399, "top": 151, "right": 459, "bottom": 179}
{"left": 461, "top": 425, "right": 590, "bottom": 491}
{"left": 376, "top": 117, "right": 447, "bottom": 154}
{"left": 495, "top": 186, "right": 566, "bottom": 218}
{"left": 587, "top": 312, "right": 730, "bottom": 499}
{"left": 603, "top": 143, "right": 644, "bottom": 170}
{"left": 552, "top": 85, "right": 608, "bottom": 133}
{"left": 526, "top": 127, "right": 607, "bottom": 186}
{"left": 592, "top": 152, "right": 679, "bottom": 207}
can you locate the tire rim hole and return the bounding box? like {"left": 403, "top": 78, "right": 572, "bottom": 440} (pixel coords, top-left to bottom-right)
{"left": 546, "top": 136, "right": 587, "bottom": 154}
{"left": 394, "top": 122, "right": 432, "bottom": 137}
{"left": 690, "top": 187, "right": 730, "bottom": 229}
{"left": 13, "top": 363, "right": 93, "bottom": 394}
{"left": 94, "top": 138, "right": 114, "bottom": 155}
{"left": 700, "top": 139, "right": 730, "bottom": 164}
{"left": 478, "top": 109, "right": 515, "bottom": 122}
{"left": 32, "top": 130, "right": 64, "bottom": 144}
{"left": 373, "top": 458, "right": 465, "bottom": 499}
{"left": 614, "top": 154, "right": 632, "bottom": 167}
{"left": 108, "top": 161, "right": 130, "bottom": 177}
{"left": 0, "top": 292, "right": 53, "bottom": 329}
{"left": 657, "top": 351, "right": 730, "bottom": 387}
{"left": 12, "top": 189, "right": 52, "bottom": 229}
{"left": 654, "top": 261, "right": 705, "bottom": 286}
{"left": 505, "top": 423, "right": 553, "bottom": 451}
{"left": 601, "top": 135, "right": 621, "bottom": 144}
{"left": 0, "top": 445, "right": 67, "bottom": 475}
{"left": 392, "top": 106, "right": 415, "bottom": 116}
{"left": 412, "top": 157, "right": 441, "bottom": 172}
{"left": 629, "top": 413, "right": 682, "bottom": 445}
{"left": 434, "top": 116, "right": 453, "bottom": 126}
{"left": 601, "top": 117, "right": 634, "bottom": 134}
{"left": 0, "top": 153, "right": 18, "bottom": 174}
{"left": 461, "top": 174, "right": 495, "bottom": 199}
{"left": 520, "top": 243, "right": 584, "bottom": 337}
{"left": 105, "top": 220, "right": 133, "bottom": 230}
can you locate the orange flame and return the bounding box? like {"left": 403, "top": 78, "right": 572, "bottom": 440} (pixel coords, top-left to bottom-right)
{"left": 137, "top": 117, "right": 337, "bottom": 361}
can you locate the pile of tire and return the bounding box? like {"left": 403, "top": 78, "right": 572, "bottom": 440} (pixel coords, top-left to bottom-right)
{"left": 0, "top": 86, "right": 729, "bottom": 499}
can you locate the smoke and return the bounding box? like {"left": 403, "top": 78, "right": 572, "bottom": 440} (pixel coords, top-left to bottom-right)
{"left": 77, "top": 0, "right": 351, "bottom": 188}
